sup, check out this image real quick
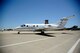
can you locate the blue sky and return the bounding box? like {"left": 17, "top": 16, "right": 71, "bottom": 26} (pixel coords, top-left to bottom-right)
{"left": 0, "top": 0, "right": 80, "bottom": 29}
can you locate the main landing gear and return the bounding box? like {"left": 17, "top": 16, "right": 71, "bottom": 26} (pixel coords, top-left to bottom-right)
{"left": 41, "top": 30, "right": 45, "bottom": 34}
{"left": 18, "top": 31, "right": 20, "bottom": 34}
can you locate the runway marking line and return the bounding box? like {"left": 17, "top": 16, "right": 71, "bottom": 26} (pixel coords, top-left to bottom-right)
{"left": 41, "top": 37, "right": 80, "bottom": 53}
{"left": 67, "top": 38, "right": 80, "bottom": 53}
{"left": 0, "top": 37, "right": 52, "bottom": 48}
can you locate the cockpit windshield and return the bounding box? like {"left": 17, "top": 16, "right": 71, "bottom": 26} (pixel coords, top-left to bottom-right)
{"left": 21, "top": 24, "right": 25, "bottom": 27}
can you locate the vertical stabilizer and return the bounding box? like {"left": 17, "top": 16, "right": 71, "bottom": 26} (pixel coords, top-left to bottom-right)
{"left": 57, "top": 15, "right": 75, "bottom": 28}
{"left": 57, "top": 18, "right": 68, "bottom": 28}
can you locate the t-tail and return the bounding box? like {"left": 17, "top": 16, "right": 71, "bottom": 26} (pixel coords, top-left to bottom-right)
{"left": 57, "top": 15, "right": 75, "bottom": 28}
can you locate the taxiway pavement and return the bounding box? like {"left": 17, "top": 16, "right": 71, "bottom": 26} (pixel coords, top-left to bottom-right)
{"left": 0, "top": 31, "right": 80, "bottom": 53}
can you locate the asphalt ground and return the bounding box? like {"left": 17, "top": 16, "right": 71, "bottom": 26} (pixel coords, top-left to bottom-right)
{"left": 0, "top": 31, "right": 80, "bottom": 53}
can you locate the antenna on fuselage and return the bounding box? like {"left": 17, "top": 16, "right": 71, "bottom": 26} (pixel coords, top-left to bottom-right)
{"left": 44, "top": 20, "right": 49, "bottom": 24}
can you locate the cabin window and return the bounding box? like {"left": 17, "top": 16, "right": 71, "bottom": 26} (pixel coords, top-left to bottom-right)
{"left": 48, "top": 25, "right": 51, "bottom": 27}
{"left": 26, "top": 25, "right": 28, "bottom": 27}
{"left": 36, "top": 25, "right": 38, "bottom": 27}
{"left": 33, "top": 25, "right": 35, "bottom": 27}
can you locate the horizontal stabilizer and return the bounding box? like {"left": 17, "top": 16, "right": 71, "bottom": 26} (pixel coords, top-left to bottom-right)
{"left": 63, "top": 15, "right": 75, "bottom": 19}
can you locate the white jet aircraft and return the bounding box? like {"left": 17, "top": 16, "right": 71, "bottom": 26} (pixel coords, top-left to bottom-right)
{"left": 15, "top": 15, "right": 75, "bottom": 34}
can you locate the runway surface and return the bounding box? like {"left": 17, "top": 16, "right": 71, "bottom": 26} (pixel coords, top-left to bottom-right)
{"left": 0, "top": 31, "right": 80, "bottom": 53}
